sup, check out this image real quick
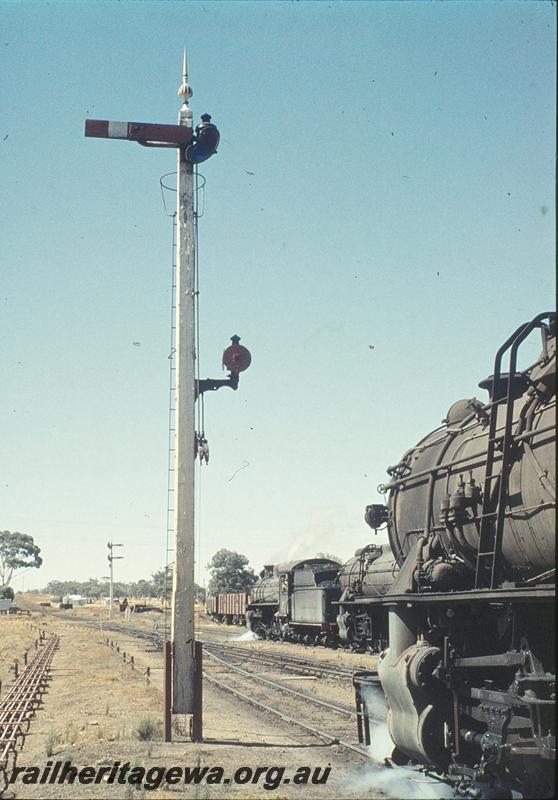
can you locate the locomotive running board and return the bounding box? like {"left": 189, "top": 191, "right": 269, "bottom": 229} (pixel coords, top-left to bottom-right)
{"left": 342, "top": 585, "right": 554, "bottom": 605}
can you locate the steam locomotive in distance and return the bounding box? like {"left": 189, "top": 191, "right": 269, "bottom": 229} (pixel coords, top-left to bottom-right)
{"left": 246, "top": 558, "right": 341, "bottom": 645}
{"left": 205, "top": 553, "right": 396, "bottom": 650}
{"left": 206, "top": 557, "right": 343, "bottom": 645}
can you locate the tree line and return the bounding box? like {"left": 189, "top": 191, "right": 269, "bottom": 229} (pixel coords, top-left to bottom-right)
{"left": 38, "top": 549, "right": 259, "bottom": 601}
{"left": 39, "top": 568, "right": 205, "bottom": 603}
{"left": 2, "top": 527, "right": 343, "bottom": 601}
{"left": 40, "top": 549, "right": 258, "bottom": 601}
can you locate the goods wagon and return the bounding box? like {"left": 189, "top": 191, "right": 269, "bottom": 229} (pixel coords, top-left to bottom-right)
{"left": 205, "top": 592, "right": 250, "bottom": 625}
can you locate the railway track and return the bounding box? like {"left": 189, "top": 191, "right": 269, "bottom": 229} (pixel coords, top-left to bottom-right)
{"left": 3, "top": 608, "right": 458, "bottom": 797}
{"left": 100, "top": 621, "right": 380, "bottom": 760}
{"left": 202, "top": 645, "right": 373, "bottom": 761}
{"left": 35, "top": 609, "right": 366, "bottom": 682}
{"left": 204, "top": 649, "right": 357, "bottom": 718}
{"left": 202, "top": 641, "right": 358, "bottom": 680}
{"left": 0, "top": 634, "right": 59, "bottom": 790}
{"left": 21, "top": 601, "right": 374, "bottom": 680}
{"left": 18, "top": 600, "right": 381, "bottom": 764}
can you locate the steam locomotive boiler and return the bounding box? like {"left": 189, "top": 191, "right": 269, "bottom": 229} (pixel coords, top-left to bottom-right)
{"left": 336, "top": 544, "right": 398, "bottom": 652}
{"left": 360, "top": 312, "right": 556, "bottom": 798}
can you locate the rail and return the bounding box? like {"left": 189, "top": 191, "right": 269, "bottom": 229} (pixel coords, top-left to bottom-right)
{"left": 17, "top": 602, "right": 381, "bottom": 765}
{"left": 204, "top": 649, "right": 356, "bottom": 718}
{"left": 0, "top": 634, "right": 59, "bottom": 789}
{"left": 203, "top": 672, "right": 372, "bottom": 760}
{"left": 202, "top": 641, "right": 355, "bottom": 679}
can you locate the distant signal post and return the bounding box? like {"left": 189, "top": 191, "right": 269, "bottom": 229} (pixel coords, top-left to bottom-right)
{"left": 107, "top": 541, "right": 123, "bottom": 620}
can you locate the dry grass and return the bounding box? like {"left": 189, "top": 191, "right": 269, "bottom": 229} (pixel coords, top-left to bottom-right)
{"left": 6, "top": 601, "right": 372, "bottom": 799}
{"left": 0, "top": 616, "right": 39, "bottom": 689}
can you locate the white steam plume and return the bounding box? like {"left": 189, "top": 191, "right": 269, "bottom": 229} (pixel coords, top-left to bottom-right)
{"left": 351, "top": 684, "right": 457, "bottom": 799}
{"left": 229, "top": 628, "right": 260, "bottom": 642}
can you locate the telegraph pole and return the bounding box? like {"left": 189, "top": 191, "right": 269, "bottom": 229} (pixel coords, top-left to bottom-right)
{"left": 107, "top": 541, "right": 123, "bottom": 620}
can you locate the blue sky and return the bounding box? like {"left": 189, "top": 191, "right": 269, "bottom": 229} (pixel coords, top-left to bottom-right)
{"left": 1, "top": 1, "right": 555, "bottom": 590}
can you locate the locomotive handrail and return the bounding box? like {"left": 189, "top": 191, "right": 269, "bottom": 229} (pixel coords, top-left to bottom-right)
{"left": 380, "top": 337, "right": 554, "bottom": 497}
{"left": 470, "top": 320, "right": 530, "bottom": 573}
{"left": 386, "top": 387, "right": 553, "bottom": 480}
{"left": 475, "top": 311, "right": 555, "bottom": 590}
{"left": 380, "top": 420, "right": 554, "bottom": 492}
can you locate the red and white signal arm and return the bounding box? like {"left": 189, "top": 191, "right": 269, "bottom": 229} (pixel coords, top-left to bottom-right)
{"left": 84, "top": 119, "right": 193, "bottom": 147}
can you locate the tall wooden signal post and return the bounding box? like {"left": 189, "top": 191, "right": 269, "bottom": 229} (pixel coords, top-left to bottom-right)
{"left": 85, "top": 54, "right": 251, "bottom": 736}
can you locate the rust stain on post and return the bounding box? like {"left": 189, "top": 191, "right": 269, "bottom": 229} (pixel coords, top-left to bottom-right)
{"left": 191, "top": 640, "right": 203, "bottom": 742}
{"left": 163, "top": 641, "right": 172, "bottom": 742}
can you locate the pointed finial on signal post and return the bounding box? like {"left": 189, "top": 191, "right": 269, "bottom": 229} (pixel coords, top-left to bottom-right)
{"left": 178, "top": 49, "right": 193, "bottom": 127}
{"left": 178, "top": 49, "right": 192, "bottom": 100}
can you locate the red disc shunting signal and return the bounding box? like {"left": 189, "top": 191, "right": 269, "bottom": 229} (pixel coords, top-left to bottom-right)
{"left": 222, "top": 335, "right": 252, "bottom": 373}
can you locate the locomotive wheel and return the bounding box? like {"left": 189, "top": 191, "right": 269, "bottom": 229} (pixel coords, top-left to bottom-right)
{"left": 252, "top": 623, "right": 267, "bottom": 640}
{"left": 389, "top": 747, "right": 410, "bottom": 766}
{"left": 269, "top": 622, "right": 283, "bottom": 641}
